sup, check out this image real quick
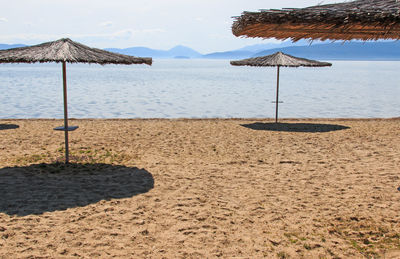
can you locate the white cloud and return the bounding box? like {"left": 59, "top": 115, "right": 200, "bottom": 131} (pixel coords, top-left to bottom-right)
{"left": 99, "top": 21, "right": 113, "bottom": 27}
{"left": 139, "top": 28, "right": 166, "bottom": 34}
{"left": 0, "top": 17, "right": 8, "bottom": 23}
{"left": 104, "top": 28, "right": 166, "bottom": 40}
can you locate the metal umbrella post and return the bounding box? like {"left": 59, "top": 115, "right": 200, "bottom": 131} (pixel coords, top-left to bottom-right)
{"left": 275, "top": 65, "right": 280, "bottom": 123}
{"left": 62, "top": 61, "right": 70, "bottom": 163}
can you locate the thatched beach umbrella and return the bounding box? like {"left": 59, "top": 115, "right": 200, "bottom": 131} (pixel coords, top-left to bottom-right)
{"left": 231, "top": 52, "right": 331, "bottom": 122}
{"left": 0, "top": 38, "right": 152, "bottom": 163}
{"left": 232, "top": 0, "right": 400, "bottom": 41}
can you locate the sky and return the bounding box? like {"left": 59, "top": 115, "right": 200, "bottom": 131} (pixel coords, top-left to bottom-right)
{"left": 0, "top": 0, "right": 341, "bottom": 53}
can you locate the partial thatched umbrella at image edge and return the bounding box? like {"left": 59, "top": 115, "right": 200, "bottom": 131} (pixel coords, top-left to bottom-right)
{"left": 231, "top": 52, "right": 332, "bottom": 122}
{"left": 232, "top": 0, "right": 400, "bottom": 41}
{"left": 0, "top": 38, "right": 152, "bottom": 163}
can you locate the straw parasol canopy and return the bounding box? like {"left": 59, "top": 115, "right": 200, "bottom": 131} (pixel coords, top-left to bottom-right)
{"left": 0, "top": 38, "right": 152, "bottom": 65}
{"left": 231, "top": 52, "right": 331, "bottom": 122}
{"left": 0, "top": 38, "right": 152, "bottom": 163}
{"left": 230, "top": 51, "right": 332, "bottom": 67}
{"left": 232, "top": 0, "right": 400, "bottom": 41}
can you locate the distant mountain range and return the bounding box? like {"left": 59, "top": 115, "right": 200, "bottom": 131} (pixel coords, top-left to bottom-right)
{"left": 252, "top": 41, "right": 400, "bottom": 60}
{"left": 105, "top": 45, "right": 203, "bottom": 59}
{"left": 2, "top": 41, "right": 400, "bottom": 60}
{"left": 108, "top": 41, "right": 400, "bottom": 60}
{"left": 104, "top": 40, "right": 312, "bottom": 59}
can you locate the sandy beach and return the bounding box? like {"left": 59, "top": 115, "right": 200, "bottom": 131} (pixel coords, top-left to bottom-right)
{"left": 0, "top": 118, "right": 399, "bottom": 258}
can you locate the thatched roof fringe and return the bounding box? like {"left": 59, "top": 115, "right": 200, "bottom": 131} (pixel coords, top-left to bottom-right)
{"left": 232, "top": 0, "right": 400, "bottom": 41}
{"left": 0, "top": 38, "right": 152, "bottom": 65}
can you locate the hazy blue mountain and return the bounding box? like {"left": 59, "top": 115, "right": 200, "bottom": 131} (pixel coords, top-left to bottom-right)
{"left": 202, "top": 50, "right": 254, "bottom": 59}
{"left": 204, "top": 40, "right": 325, "bottom": 59}
{"left": 106, "top": 47, "right": 165, "bottom": 57}
{"left": 167, "top": 45, "right": 202, "bottom": 58}
{"left": 236, "top": 39, "right": 311, "bottom": 53}
{"left": 106, "top": 45, "right": 202, "bottom": 59}
{"left": 173, "top": 56, "right": 190, "bottom": 59}
{"left": 0, "top": 44, "right": 26, "bottom": 50}
{"left": 253, "top": 41, "right": 400, "bottom": 60}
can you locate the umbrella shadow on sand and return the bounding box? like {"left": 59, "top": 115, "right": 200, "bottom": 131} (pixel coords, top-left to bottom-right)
{"left": 241, "top": 122, "right": 350, "bottom": 133}
{"left": 0, "top": 163, "right": 154, "bottom": 216}
{"left": 0, "top": 124, "right": 19, "bottom": 130}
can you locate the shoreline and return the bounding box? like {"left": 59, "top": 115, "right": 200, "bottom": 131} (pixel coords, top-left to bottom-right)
{"left": 1, "top": 117, "right": 400, "bottom": 121}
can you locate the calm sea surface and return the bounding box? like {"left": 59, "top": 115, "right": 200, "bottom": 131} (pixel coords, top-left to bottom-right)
{"left": 0, "top": 59, "right": 399, "bottom": 119}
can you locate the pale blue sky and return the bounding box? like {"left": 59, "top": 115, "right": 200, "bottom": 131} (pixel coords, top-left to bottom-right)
{"left": 1, "top": 0, "right": 341, "bottom": 52}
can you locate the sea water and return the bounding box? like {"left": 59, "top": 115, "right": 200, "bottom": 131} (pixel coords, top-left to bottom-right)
{"left": 0, "top": 59, "right": 399, "bottom": 119}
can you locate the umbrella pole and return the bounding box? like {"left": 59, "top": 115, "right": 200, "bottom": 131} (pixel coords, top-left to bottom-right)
{"left": 275, "top": 65, "right": 280, "bottom": 123}
{"left": 62, "top": 61, "right": 69, "bottom": 164}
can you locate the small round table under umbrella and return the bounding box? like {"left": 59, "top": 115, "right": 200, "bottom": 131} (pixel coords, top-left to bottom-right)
{"left": 231, "top": 52, "right": 331, "bottom": 123}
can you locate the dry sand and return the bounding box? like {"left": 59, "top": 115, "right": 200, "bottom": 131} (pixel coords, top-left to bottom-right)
{"left": 0, "top": 118, "right": 399, "bottom": 258}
